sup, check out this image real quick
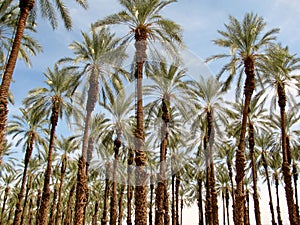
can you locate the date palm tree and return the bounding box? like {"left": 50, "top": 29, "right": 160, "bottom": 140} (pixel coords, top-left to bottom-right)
{"left": 206, "top": 12, "right": 279, "bottom": 224}
{"left": 6, "top": 107, "right": 47, "bottom": 225}
{"left": 61, "top": 26, "right": 126, "bottom": 225}
{"left": 23, "top": 64, "right": 80, "bottom": 225}
{"left": 258, "top": 44, "right": 300, "bottom": 225}
{"left": 94, "top": 1, "right": 183, "bottom": 223}
{"left": 0, "top": 0, "right": 88, "bottom": 160}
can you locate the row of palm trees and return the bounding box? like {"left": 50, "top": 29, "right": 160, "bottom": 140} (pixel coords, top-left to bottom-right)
{"left": 1, "top": 0, "right": 300, "bottom": 225}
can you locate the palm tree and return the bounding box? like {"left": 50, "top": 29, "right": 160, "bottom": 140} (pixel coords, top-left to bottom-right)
{"left": 0, "top": 0, "right": 42, "bottom": 71}
{"left": 258, "top": 44, "right": 300, "bottom": 225}
{"left": 6, "top": 107, "right": 47, "bottom": 225}
{"left": 0, "top": 0, "right": 88, "bottom": 159}
{"left": 94, "top": 1, "right": 183, "bottom": 223}
{"left": 144, "top": 60, "right": 187, "bottom": 225}
{"left": 23, "top": 64, "right": 80, "bottom": 225}
{"left": 61, "top": 26, "right": 126, "bottom": 225}
{"left": 206, "top": 12, "right": 279, "bottom": 225}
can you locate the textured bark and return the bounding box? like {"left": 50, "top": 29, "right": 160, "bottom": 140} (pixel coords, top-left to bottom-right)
{"left": 234, "top": 56, "right": 255, "bottom": 225}
{"left": 117, "top": 183, "right": 125, "bottom": 225}
{"left": 13, "top": 133, "right": 35, "bottom": 225}
{"left": 164, "top": 182, "right": 170, "bottom": 225}
{"left": 262, "top": 151, "right": 277, "bottom": 225}
{"left": 110, "top": 137, "right": 121, "bottom": 225}
{"left": 134, "top": 26, "right": 148, "bottom": 225}
{"left": 35, "top": 189, "right": 42, "bottom": 225}
{"left": 149, "top": 175, "right": 154, "bottom": 225}
{"left": 64, "top": 184, "right": 75, "bottom": 225}
{"left": 0, "top": 0, "right": 34, "bottom": 158}
{"left": 91, "top": 202, "right": 98, "bottom": 225}
{"left": 292, "top": 164, "right": 300, "bottom": 221}
{"left": 197, "top": 178, "right": 204, "bottom": 225}
{"left": 127, "top": 149, "right": 134, "bottom": 225}
{"left": 275, "top": 175, "right": 283, "bottom": 225}
{"left": 55, "top": 155, "right": 67, "bottom": 225}
{"left": 175, "top": 174, "right": 180, "bottom": 225}
{"left": 37, "top": 104, "right": 59, "bottom": 225}
{"left": 180, "top": 198, "right": 183, "bottom": 225}
{"left": 227, "top": 159, "right": 235, "bottom": 224}
{"left": 0, "top": 187, "right": 9, "bottom": 225}
{"left": 171, "top": 172, "right": 175, "bottom": 225}
{"left": 20, "top": 176, "right": 32, "bottom": 225}
{"left": 101, "top": 163, "right": 111, "bottom": 225}
{"left": 226, "top": 188, "right": 230, "bottom": 225}
{"left": 28, "top": 198, "right": 33, "bottom": 225}
{"left": 204, "top": 135, "right": 212, "bottom": 225}
{"left": 277, "top": 83, "right": 299, "bottom": 225}
{"left": 74, "top": 69, "right": 99, "bottom": 225}
{"left": 48, "top": 183, "right": 58, "bottom": 225}
{"left": 222, "top": 192, "right": 226, "bottom": 225}
{"left": 244, "top": 190, "right": 250, "bottom": 225}
{"left": 248, "top": 122, "right": 262, "bottom": 225}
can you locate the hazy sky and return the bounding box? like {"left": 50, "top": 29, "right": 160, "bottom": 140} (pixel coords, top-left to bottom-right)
{"left": 9, "top": 0, "right": 300, "bottom": 224}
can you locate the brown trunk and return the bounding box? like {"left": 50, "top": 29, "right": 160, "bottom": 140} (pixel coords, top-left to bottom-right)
{"left": 248, "top": 122, "right": 262, "bottom": 225}
{"left": 127, "top": 148, "right": 134, "bottom": 225}
{"left": 180, "top": 198, "right": 183, "bottom": 225}
{"left": 13, "top": 133, "right": 35, "bottom": 225}
{"left": 171, "top": 169, "right": 175, "bottom": 225}
{"left": 91, "top": 202, "right": 99, "bottom": 225}
{"left": 262, "top": 151, "right": 277, "bottom": 225}
{"left": 28, "top": 198, "right": 33, "bottom": 225}
{"left": 74, "top": 69, "right": 99, "bottom": 225}
{"left": 227, "top": 159, "right": 235, "bottom": 224}
{"left": 175, "top": 173, "right": 180, "bottom": 225}
{"left": 222, "top": 191, "right": 226, "bottom": 225}
{"left": 20, "top": 175, "right": 32, "bottom": 225}
{"left": 35, "top": 189, "right": 42, "bottom": 225}
{"left": 277, "top": 83, "right": 299, "bottom": 225}
{"left": 244, "top": 190, "right": 250, "bottom": 225}
{"left": 155, "top": 98, "right": 170, "bottom": 225}
{"left": 207, "top": 110, "right": 219, "bottom": 225}
{"left": 0, "top": 0, "right": 34, "bottom": 158}
{"left": 101, "top": 162, "right": 111, "bottom": 225}
{"left": 164, "top": 182, "right": 170, "bottom": 225}
{"left": 134, "top": 27, "right": 148, "bottom": 225}
{"left": 48, "top": 183, "right": 58, "bottom": 225}
{"left": 37, "top": 104, "right": 59, "bottom": 225}
{"left": 275, "top": 175, "right": 283, "bottom": 225}
{"left": 292, "top": 164, "right": 300, "bottom": 221}
{"left": 149, "top": 175, "right": 154, "bottom": 225}
{"left": 55, "top": 155, "right": 67, "bottom": 225}
{"left": 226, "top": 188, "right": 230, "bottom": 225}
{"left": 64, "top": 184, "right": 75, "bottom": 225}
{"left": 197, "top": 178, "right": 204, "bottom": 225}
{"left": 0, "top": 186, "right": 9, "bottom": 225}
{"left": 204, "top": 134, "right": 212, "bottom": 225}
{"left": 234, "top": 56, "right": 255, "bottom": 225}
{"left": 117, "top": 182, "right": 125, "bottom": 225}
{"left": 110, "top": 137, "right": 121, "bottom": 225}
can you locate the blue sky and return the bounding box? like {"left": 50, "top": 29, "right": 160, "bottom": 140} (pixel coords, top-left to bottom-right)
{"left": 8, "top": 0, "right": 300, "bottom": 224}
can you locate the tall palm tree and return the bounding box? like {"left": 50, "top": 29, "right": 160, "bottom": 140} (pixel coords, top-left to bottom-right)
{"left": 6, "top": 107, "right": 47, "bottom": 225}
{"left": 23, "top": 64, "right": 80, "bottom": 225}
{"left": 62, "top": 26, "right": 126, "bottom": 225}
{"left": 0, "top": 0, "right": 88, "bottom": 159}
{"left": 144, "top": 60, "right": 187, "bottom": 225}
{"left": 94, "top": 1, "right": 183, "bottom": 223}
{"left": 188, "top": 76, "right": 228, "bottom": 225}
{"left": 259, "top": 44, "right": 300, "bottom": 225}
{"left": 206, "top": 12, "right": 279, "bottom": 225}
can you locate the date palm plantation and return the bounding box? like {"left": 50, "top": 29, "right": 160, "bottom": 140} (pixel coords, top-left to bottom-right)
{"left": 94, "top": 1, "right": 183, "bottom": 224}
{"left": 0, "top": 0, "right": 88, "bottom": 163}
{"left": 206, "top": 13, "right": 279, "bottom": 225}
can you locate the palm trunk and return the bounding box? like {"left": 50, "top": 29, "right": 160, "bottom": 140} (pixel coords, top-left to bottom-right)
{"left": 222, "top": 191, "right": 226, "bottom": 225}
{"left": 197, "top": 177, "right": 204, "bottom": 225}
{"left": 149, "top": 175, "right": 154, "bottom": 225}
{"left": 175, "top": 173, "right": 180, "bottom": 225}
{"left": 55, "top": 155, "right": 67, "bottom": 225}
{"left": 207, "top": 110, "right": 219, "bottom": 225}
{"left": 0, "top": 0, "right": 34, "bottom": 158}
{"left": 110, "top": 136, "right": 121, "bottom": 225}
{"left": 101, "top": 162, "right": 111, "bottom": 225}
{"left": 204, "top": 134, "right": 212, "bottom": 225}
{"left": 127, "top": 148, "right": 134, "bottom": 225}
{"left": 20, "top": 175, "right": 32, "bottom": 225}
{"left": 37, "top": 104, "right": 59, "bottom": 225}
{"left": 244, "top": 190, "right": 250, "bottom": 225}
{"left": 74, "top": 70, "right": 99, "bottom": 225}
{"left": 275, "top": 175, "right": 283, "bottom": 225}
{"left": 64, "top": 184, "right": 75, "bottom": 225}
{"left": 0, "top": 187, "right": 9, "bottom": 225}
{"left": 155, "top": 98, "right": 170, "bottom": 225}
{"left": 234, "top": 56, "right": 255, "bottom": 225}
{"left": 226, "top": 188, "right": 230, "bottom": 225}
{"left": 180, "top": 198, "right": 183, "bottom": 225}
{"left": 35, "top": 189, "right": 42, "bottom": 225}
{"left": 48, "top": 183, "right": 58, "bottom": 225}
{"left": 117, "top": 183, "right": 125, "bottom": 225}
{"left": 292, "top": 164, "right": 300, "bottom": 221}
{"left": 227, "top": 159, "right": 234, "bottom": 224}
{"left": 134, "top": 30, "right": 148, "bottom": 225}
{"left": 248, "top": 122, "right": 262, "bottom": 225}
{"left": 262, "top": 151, "right": 277, "bottom": 225}
{"left": 91, "top": 202, "right": 98, "bottom": 225}
{"left": 171, "top": 169, "right": 176, "bottom": 225}
{"left": 13, "top": 133, "right": 35, "bottom": 225}
{"left": 277, "top": 84, "right": 299, "bottom": 225}
{"left": 28, "top": 198, "right": 33, "bottom": 225}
